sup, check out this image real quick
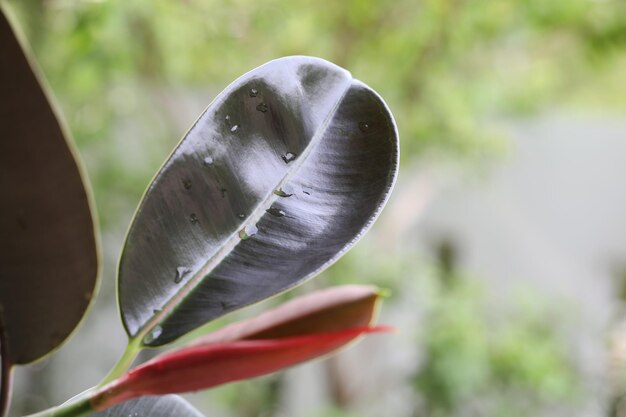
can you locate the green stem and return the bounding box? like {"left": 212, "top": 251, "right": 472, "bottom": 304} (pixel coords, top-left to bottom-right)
{"left": 97, "top": 337, "right": 142, "bottom": 388}
{"left": 25, "top": 396, "right": 92, "bottom": 417}
{"left": 24, "top": 337, "right": 143, "bottom": 417}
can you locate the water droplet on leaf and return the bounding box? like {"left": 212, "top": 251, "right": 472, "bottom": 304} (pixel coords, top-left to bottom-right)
{"left": 231, "top": 125, "right": 239, "bottom": 132}
{"left": 256, "top": 102, "right": 268, "bottom": 113}
{"left": 189, "top": 213, "right": 199, "bottom": 224}
{"left": 249, "top": 88, "right": 258, "bottom": 97}
{"left": 239, "top": 224, "right": 258, "bottom": 240}
{"left": 282, "top": 152, "right": 297, "bottom": 163}
{"left": 274, "top": 188, "right": 294, "bottom": 198}
{"left": 203, "top": 156, "right": 214, "bottom": 166}
{"left": 182, "top": 179, "right": 192, "bottom": 190}
{"left": 144, "top": 325, "right": 163, "bottom": 344}
{"left": 174, "top": 266, "right": 190, "bottom": 284}
{"left": 238, "top": 213, "right": 245, "bottom": 219}
{"left": 266, "top": 207, "right": 286, "bottom": 217}
{"left": 220, "top": 300, "right": 237, "bottom": 311}
{"left": 358, "top": 121, "right": 370, "bottom": 132}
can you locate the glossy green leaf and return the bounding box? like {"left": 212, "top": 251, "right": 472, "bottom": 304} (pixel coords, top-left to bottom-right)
{"left": 90, "top": 395, "right": 204, "bottom": 417}
{"left": 0, "top": 7, "right": 99, "bottom": 365}
{"left": 119, "top": 56, "right": 398, "bottom": 346}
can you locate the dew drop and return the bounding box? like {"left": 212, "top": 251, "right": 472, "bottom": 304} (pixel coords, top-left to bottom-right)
{"left": 282, "top": 152, "right": 297, "bottom": 163}
{"left": 225, "top": 114, "right": 231, "bottom": 122}
{"left": 231, "top": 125, "right": 239, "bottom": 132}
{"left": 238, "top": 224, "right": 258, "bottom": 240}
{"left": 144, "top": 325, "right": 163, "bottom": 344}
{"left": 182, "top": 179, "right": 192, "bottom": 190}
{"left": 203, "top": 156, "right": 214, "bottom": 166}
{"left": 358, "top": 121, "right": 370, "bottom": 132}
{"left": 174, "top": 266, "right": 190, "bottom": 284}
{"left": 274, "top": 188, "right": 294, "bottom": 198}
{"left": 266, "top": 207, "right": 286, "bottom": 217}
{"left": 249, "top": 88, "right": 258, "bottom": 97}
{"left": 189, "top": 213, "right": 199, "bottom": 224}
{"left": 256, "top": 102, "right": 268, "bottom": 113}
{"left": 220, "top": 300, "right": 238, "bottom": 311}
{"left": 238, "top": 213, "right": 245, "bottom": 219}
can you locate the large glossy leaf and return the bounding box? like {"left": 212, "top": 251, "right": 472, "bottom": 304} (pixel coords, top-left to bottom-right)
{"left": 0, "top": 7, "right": 99, "bottom": 364}
{"left": 119, "top": 56, "right": 398, "bottom": 346}
{"left": 90, "top": 395, "right": 204, "bottom": 417}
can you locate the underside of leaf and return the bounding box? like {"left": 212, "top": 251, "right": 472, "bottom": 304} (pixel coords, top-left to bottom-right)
{"left": 90, "top": 395, "right": 204, "bottom": 417}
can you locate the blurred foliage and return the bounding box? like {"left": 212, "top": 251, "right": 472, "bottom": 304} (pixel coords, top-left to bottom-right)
{"left": 414, "top": 274, "right": 579, "bottom": 417}
{"left": 325, "top": 244, "right": 580, "bottom": 417}
{"left": 3, "top": 0, "right": 622, "bottom": 416}
{"left": 5, "top": 0, "right": 626, "bottom": 227}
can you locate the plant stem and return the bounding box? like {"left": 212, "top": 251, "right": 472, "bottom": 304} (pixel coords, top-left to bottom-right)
{"left": 23, "top": 336, "right": 142, "bottom": 417}
{"left": 97, "top": 337, "right": 142, "bottom": 388}
{"left": 25, "top": 396, "right": 92, "bottom": 417}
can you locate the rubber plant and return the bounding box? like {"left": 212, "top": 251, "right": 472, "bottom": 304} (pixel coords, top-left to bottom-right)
{"left": 0, "top": 6, "right": 398, "bottom": 417}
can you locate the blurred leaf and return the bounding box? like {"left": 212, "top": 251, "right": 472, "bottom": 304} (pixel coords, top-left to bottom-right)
{"left": 0, "top": 325, "right": 9, "bottom": 417}
{"left": 118, "top": 56, "right": 398, "bottom": 347}
{"left": 90, "top": 395, "right": 204, "bottom": 417}
{"left": 0, "top": 6, "right": 99, "bottom": 366}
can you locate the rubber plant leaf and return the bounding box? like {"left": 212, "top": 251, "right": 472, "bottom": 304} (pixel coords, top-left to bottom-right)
{"left": 90, "top": 395, "right": 204, "bottom": 417}
{"left": 0, "top": 7, "right": 99, "bottom": 365}
{"left": 91, "top": 285, "right": 390, "bottom": 410}
{"left": 118, "top": 56, "right": 398, "bottom": 347}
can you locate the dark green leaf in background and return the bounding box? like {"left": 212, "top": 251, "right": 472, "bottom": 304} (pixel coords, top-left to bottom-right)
{"left": 118, "top": 56, "right": 398, "bottom": 347}
{"left": 0, "top": 7, "right": 99, "bottom": 365}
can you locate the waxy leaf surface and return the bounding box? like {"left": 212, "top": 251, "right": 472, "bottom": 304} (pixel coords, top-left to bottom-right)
{"left": 119, "top": 56, "right": 398, "bottom": 346}
{"left": 0, "top": 7, "right": 99, "bottom": 365}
